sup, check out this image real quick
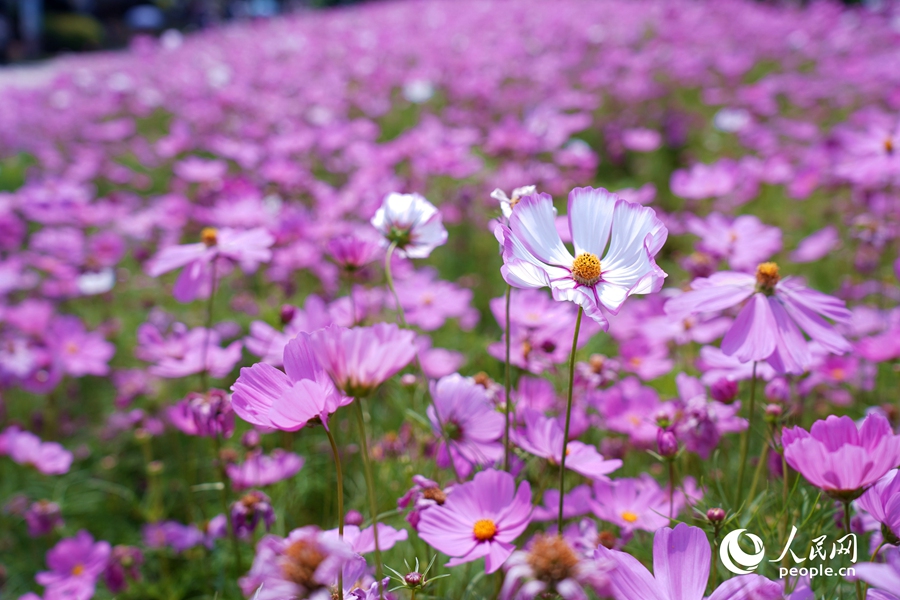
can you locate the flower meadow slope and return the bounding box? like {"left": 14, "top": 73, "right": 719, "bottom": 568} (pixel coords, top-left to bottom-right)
{"left": 3, "top": 0, "right": 900, "bottom": 598}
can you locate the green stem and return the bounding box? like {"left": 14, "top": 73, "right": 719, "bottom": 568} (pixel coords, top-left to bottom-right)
{"left": 736, "top": 361, "right": 758, "bottom": 504}
{"left": 353, "top": 399, "right": 384, "bottom": 600}
{"left": 844, "top": 500, "right": 863, "bottom": 600}
{"left": 212, "top": 432, "right": 243, "bottom": 575}
{"left": 384, "top": 241, "right": 407, "bottom": 329}
{"left": 747, "top": 422, "right": 772, "bottom": 502}
{"left": 557, "top": 306, "right": 584, "bottom": 530}
{"left": 503, "top": 285, "right": 512, "bottom": 472}
{"left": 200, "top": 260, "right": 218, "bottom": 392}
{"left": 383, "top": 240, "right": 461, "bottom": 483}
{"left": 668, "top": 460, "right": 675, "bottom": 520}
{"left": 325, "top": 427, "right": 345, "bottom": 595}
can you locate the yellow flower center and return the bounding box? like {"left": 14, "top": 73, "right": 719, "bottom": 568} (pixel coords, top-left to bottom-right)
{"left": 71, "top": 564, "right": 85, "bottom": 576}
{"left": 831, "top": 368, "right": 846, "bottom": 381}
{"left": 473, "top": 518, "right": 498, "bottom": 541}
{"left": 755, "top": 262, "right": 780, "bottom": 292}
{"left": 886, "top": 138, "right": 894, "bottom": 155}
{"left": 201, "top": 227, "right": 219, "bottom": 247}
{"left": 621, "top": 511, "right": 639, "bottom": 523}
{"left": 572, "top": 252, "right": 602, "bottom": 286}
{"left": 65, "top": 342, "right": 79, "bottom": 354}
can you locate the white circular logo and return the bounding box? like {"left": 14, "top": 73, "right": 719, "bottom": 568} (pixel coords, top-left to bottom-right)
{"left": 720, "top": 529, "right": 766, "bottom": 575}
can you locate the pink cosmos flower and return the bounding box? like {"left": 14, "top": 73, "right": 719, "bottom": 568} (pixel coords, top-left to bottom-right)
{"left": 145, "top": 226, "right": 274, "bottom": 302}
{"left": 782, "top": 414, "right": 900, "bottom": 499}
{"left": 856, "top": 470, "right": 900, "bottom": 543}
{"left": 370, "top": 192, "right": 447, "bottom": 259}
{"left": 36, "top": 530, "right": 111, "bottom": 600}
{"left": 491, "top": 185, "right": 537, "bottom": 221}
{"left": 685, "top": 212, "right": 782, "bottom": 272}
{"left": 621, "top": 128, "right": 662, "bottom": 152}
{"left": 513, "top": 410, "right": 621, "bottom": 481}
{"left": 418, "top": 469, "right": 532, "bottom": 574}
{"left": 498, "top": 187, "right": 667, "bottom": 326}
{"left": 327, "top": 233, "right": 383, "bottom": 271}
{"left": 244, "top": 295, "right": 334, "bottom": 366}
{"left": 167, "top": 389, "right": 234, "bottom": 438}
{"left": 671, "top": 373, "right": 746, "bottom": 459}
{"left": 231, "top": 332, "right": 353, "bottom": 431}
{"left": 226, "top": 449, "right": 305, "bottom": 491}
{"left": 790, "top": 226, "right": 839, "bottom": 263}
{"left": 392, "top": 268, "right": 478, "bottom": 331}
{"left": 500, "top": 533, "right": 610, "bottom": 600}
{"left": 428, "top": 373, "right": 504, "bottom": 479}
{"left": 0, "top": 426, "right": 73, "bottom": 475}
{"left": 855, "top": 548, "right": 900, "bottom": 600}
{"left": 665, "top": 263, "right": 852, "bottom": 374}
{"left": 239, "top": 526, "right": 362, "bottom": 600}
{"left": 50, "top": 316, "right": 115, "bottom": 377}
{"left": 591, "top": 474, "right": 688, "bottom": 534}
{"left": 596, "top": 523, "right": 782, "bottom": 600}
{"left": 397, "top": 474, "right": 454, "bottom": 530}
{"left": 308, "top": 323, "right": 417, "bottom": 398}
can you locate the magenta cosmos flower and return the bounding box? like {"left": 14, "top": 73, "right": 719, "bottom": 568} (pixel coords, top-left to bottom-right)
{"left": 231, "top": 332, "right": 353, "bottom": 431}
{"left": 512, "top": 410, "right": 621, "bottom": 481}
{"left": 596, "top": 523, "right": 782, "bottom": 600}
{"left": 497, "top": 187, "right": 667, "bottom": 326}
{"left": 428, "top": 373, "right": 504, "bottom": 478}
{"left": 308, "top": 323, "right": 417, "bottom": 398}
{"left": 36, "top": 530, "right": 111, "bottom": 600}
{"left": 782, "top": 414, "right": 900, "bottom": 500}
{"left": 226, "top": 449, "right": 305, "bottom": 491}
{"left": 500, "top": 533, "right": 610, "bottom": 600}
{"left": 145, "top": 226, "right": 274, "bottom": 302}
{"left": 418, "top": 469, "right": 532, "bottom": 574}
{"left": 370, "top": 192, "right": 447, "bottom": 259}
{"left": 665, "top": 263, "right": 852, "bottom": 374}
{"left": 0, "top": 426, "right": 73, "bottom": 475}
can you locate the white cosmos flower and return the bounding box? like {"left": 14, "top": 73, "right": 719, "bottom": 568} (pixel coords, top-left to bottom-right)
{"left": 370, "top": 192, "right": 448, "bottom": 259}
{"left": 491, "top": 185, "right": 537, "bottom": 220}
{"left": 498, "top": 187, "right": 668, "bottom": 328}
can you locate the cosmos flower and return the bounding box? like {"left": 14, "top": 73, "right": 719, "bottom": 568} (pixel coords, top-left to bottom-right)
{"left": 167, "top": 389, "right": 235, "bottom": 438}
{"left": 500, "top": 534, "right": 610, "bottom": 599}
{"left": 323, "top": 524, "right": 409, "bottom": 554}
{"left": 231, "top": 332, "right": 353, "bottom": 431}
{"left": 491, "top": 185, "right": 537, "bottom": 220}
{"left": 145, "top": 226, "right": 274, "bottom": 302}
{"left": 665, "top": 263, "right": 852, "bottom": 374}
{"left": 397, "top": 474, "right": 454, "bottom": 530}
{"left": 36, "top": 530, "right": 111, "bottom": 600}
{"left": 226, "top": 449, "right": 305, "bottom": 491}
{"left": 428, "top": 373, "right": 504, "bottom": 479}
{"left": 24, "top": 500, "right": 64, "bottom": 536}
{"left": 308, "top": 323, "right": 417, "bottom": 398}
{"left": 590, "top": 474, "right": 680, "bottom": 534}
{"left": 418, "top": 469, "right": 532, "bottom": 574}
{"left": 856, "top": 470, "right": 900, "bottom": 543}
{"left": 230, "top": 490, "right": 276, "bottom": 539}
{"left": 512, "top": 410, "right": 621, "bottom": 481}
{"left": 782, "top": 414, "right": 900, "bottom": 500}
{"left": 497, "top": 187, "right": 667, "bottom": 326}
{"left": 239, "top": 526, "right": 362, "bottom": 600}
{"left": 370, "top": 192, "right": 447, "bottom": 259}
{"left": 685, "top": 212, "right": 782, "bottom": 272}
{"left": 596, "top": 523, "right": 782, "bottom": 600}
{"left": 0, "top": 426, "right": 73, "bottom": 475}
{"left": 855, "top": 548, "right": 900, "bottom": 600}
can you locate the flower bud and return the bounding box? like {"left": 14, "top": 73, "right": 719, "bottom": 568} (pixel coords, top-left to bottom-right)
{"left": 279, "top": 304, "right": 296, "bottom": 325}
{"left": 657, "top": 428, "right": 678, "bottom": 458}
{"left": 710, "top": 378, "right": 738, "bottom": 404}
{"left": 707, "top": 507, "right": 726, "bottom": 523}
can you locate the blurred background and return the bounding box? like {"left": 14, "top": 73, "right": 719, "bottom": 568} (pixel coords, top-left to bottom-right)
{"left": 0, "top": 0, "right": 369, "bottom": 62}
{"left": 0, "top": 0, "right": 868, "bottom": 65}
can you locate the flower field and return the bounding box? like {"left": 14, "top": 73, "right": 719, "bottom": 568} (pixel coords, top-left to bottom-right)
{"left": 3, "top": 0, "right": 900, "bottom": 598}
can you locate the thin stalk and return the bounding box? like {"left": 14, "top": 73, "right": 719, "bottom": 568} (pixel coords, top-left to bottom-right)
{"left": 212, "top": 432, "right": 243, "bottom": 574}
{"left": 747, "top": 422, "right": 772, "bottom": 502}
{"left": 844, "top": 500, "right": 863, "bottom": 600}
{"left": 383, "top": 240, "right": 460, "bottom": 483}
{"left": 325, "top": 427, "right": 345, "bottom": 594}
{"left": 668, "top": 460, "right": 675, "bottom": 520}
{"left": 557, "top": 306, "right": 584, "bottom": 530}
{"left": 384, "top": 241, "right": 407, "bottom": 328}
{"left": 736, "top": 361, "right": 758, "bottom": 503}
{"left": 200, "top": 260, "right": 218, "bottom": 392}
{"left": 503, "top": 285, "right": 512, "bottom": 472}
{"left": 353, "top": 399, "right": 384, "bottom": 600}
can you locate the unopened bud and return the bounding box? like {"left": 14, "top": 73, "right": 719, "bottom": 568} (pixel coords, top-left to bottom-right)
{"left": 707, "top": 507, "right": 726, "bottom": 523}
